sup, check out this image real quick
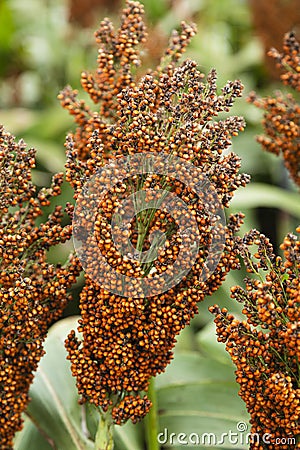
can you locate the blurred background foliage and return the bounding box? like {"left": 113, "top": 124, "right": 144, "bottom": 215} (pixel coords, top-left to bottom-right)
{"left": 1, "top": 0, "right": 300, "bottom": 448}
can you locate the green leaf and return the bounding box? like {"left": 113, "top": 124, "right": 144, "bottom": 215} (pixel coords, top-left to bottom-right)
{"left": 0, "top": 1, "right": 16, "bottom": 56}
{"left": 196, "top": 321, "right": 234, "bottom": 366}
{"left": 194, "top": 269, "right": 245, "bottom": 329}
{"left": 114, "top": 421, "right": 145, "bottom": 450}
{"left": 83, "top": 403, "right": 99, "bottom": 442}
{"left": 145, "top": 0, "right": 169, "bottom": 21}
{"left": 14, "top": 414, "right": 53, "bottom": 450}
{"left": 230, "top": 183, "right": 300, "bottom": 218}
{"left": 155, "top": 352, "right": 250, "bottom": 449}
{"left": 281, "top": 273, "right": 289, "bottom": 282}
{"left": 19, "top": 316, "right": 94, "bottom": 450}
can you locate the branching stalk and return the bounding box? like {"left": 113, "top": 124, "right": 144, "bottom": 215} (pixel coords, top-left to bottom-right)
{"left": 94, "top": 410, "right": 114, "bottom": 450}
{"left": 145, "top": 378, "right": 159, "bottom": 450}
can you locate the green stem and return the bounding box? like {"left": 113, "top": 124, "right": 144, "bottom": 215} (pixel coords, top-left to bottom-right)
{"left": 145, "top": 378, "right": 159, "bottom": 450}
{"left": 94, "top": 410, "right": 114, "bottom": 450}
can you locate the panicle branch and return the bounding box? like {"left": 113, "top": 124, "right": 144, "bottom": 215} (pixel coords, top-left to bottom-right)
{"left": 210, "top": 226, "right": 300, "bottom": 449}
{"left": 248, "top": 32, "right": 300, "bottom": 187}
{"left": 0, "top": 126, "right": 80, "bottom": 448}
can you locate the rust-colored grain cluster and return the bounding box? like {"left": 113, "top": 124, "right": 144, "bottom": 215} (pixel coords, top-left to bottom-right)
{"left": 61, "top": 1, "right": 249, "bottom": 424}
{"left": 248, "top": 32, "right": 300, "bottom": 187}
{"left": 210, "top": 227, "right": 300, "bottom": 449}
{"left": 0, "top": 126, "right": 80, "bottom": 449}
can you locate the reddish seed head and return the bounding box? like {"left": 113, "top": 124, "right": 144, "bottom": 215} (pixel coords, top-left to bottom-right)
{"left": 62, "top": 0, "right": 248, "bottom": 424}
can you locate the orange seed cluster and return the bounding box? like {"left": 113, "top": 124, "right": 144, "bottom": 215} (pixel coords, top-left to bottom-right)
{"left": 268, "top": 31, "right": 300, "bottom": 91}
{"left": 62, "top": 1, "right": 249, "bottom": 424}
{"left": 210, "top": 227, "right": 300, "bottom": 449}
{"left": 0, "top": 126, "right": 80, "bottom": 449}
{"left": 248, "top": 32, "right": 300, "bottom": 187}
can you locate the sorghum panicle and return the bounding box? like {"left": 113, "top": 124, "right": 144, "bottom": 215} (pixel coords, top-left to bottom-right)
{"left": 0, "top": 126, "right": 80, "bottom": 449}
{"left": 61, "top": 0, "right": 249, "bottom": 424}
{"left": 248, "top": 32, "right": 300, "bottom": 187}
{"left": 268, "top": 31, "right": 300, "bottom": 91}
{"left": 210, "top": 227, "right": 300, "bottom": 449}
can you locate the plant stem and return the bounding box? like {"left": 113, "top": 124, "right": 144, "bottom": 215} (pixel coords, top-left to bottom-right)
{"left": 145, "top": 377, "right": 159, "bottom": 450}
{"left": 94, "top": 410, "right": 114, "bottom": 450}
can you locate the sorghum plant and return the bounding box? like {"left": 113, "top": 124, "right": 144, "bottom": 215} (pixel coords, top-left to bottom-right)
{"left": 248, "top": 31, "right": 300, "bottom": 187}
{"left": 210, "top": 227, "right": 300, "bottom": 449}
{"left": 59, "top": 0, "right": 249, "bottom": 443}
{"left": 0, "top": 126, "right": 80, "bottom": 449}
{"left": 211, "top": 30, "right": 300, "bottom": 450}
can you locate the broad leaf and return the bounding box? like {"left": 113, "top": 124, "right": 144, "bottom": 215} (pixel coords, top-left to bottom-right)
{"left": 155, "top": 352, "right": 250, "bottom": 449}
{"left": 196, "top": 320, "right": 235, "bottom": 365}
{"left": 114, "top": 421, "right": 145, "bottom": 450}
{"left": 14, "top": 414, "right": 53, "bottom": 450}
{"left": 230, "top": 183, "right": 300, "bottom": 218}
